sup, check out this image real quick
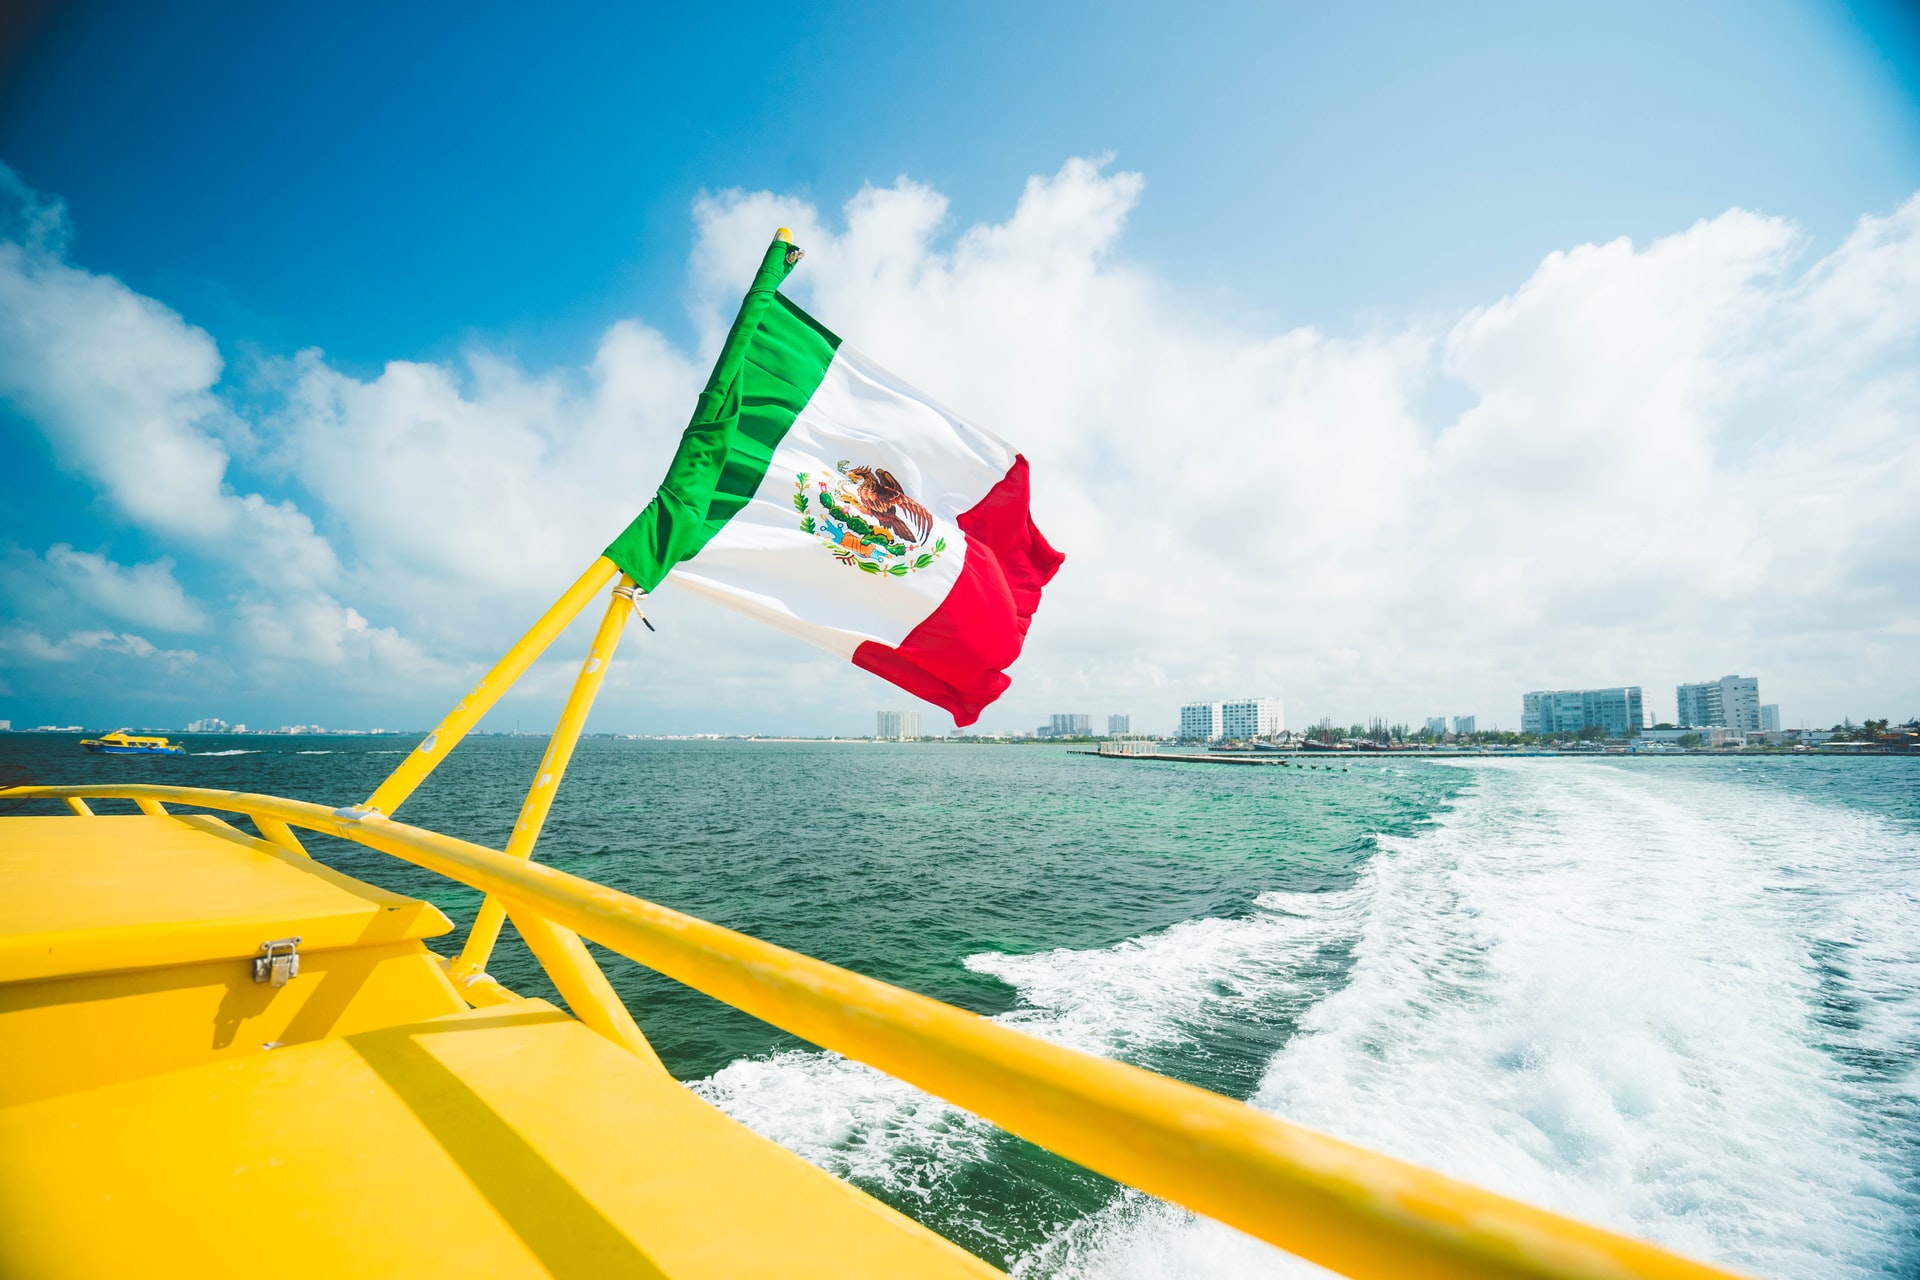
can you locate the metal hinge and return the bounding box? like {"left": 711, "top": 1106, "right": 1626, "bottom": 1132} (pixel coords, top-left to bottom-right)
{"left": 253, "top": 937, "right": 302, "bottom": 987}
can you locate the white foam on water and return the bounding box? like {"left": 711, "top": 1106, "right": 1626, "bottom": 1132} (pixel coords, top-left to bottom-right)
{"left": 1012, "top": 1190, "right": 1296, "bottom": 1279}
{"left": 295, "top": 750, "right": 333, "bottom": 755}
{"left": 693, "top": 888, "right": 1366, "bottom": 1235}
{"left": 966, "top": 887, "right": 1365, "bottom": 1062}
{"left": 193, "top": 749, "right": 258, "bottom": 756}
{"left": 692, "top": 1050, "right": 996, "bottom": 1206}
{"left": 1024, "top": 762, "right": 1920, "bottom": 1279}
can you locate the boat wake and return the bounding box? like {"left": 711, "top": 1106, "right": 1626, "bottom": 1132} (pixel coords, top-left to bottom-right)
{"left": 1017, "top": 763, "right": 1920, "bottom": 1279}
{"left": 693, "top": 889, "right": 1365, "bottom": 1267}
{"left": 697, "top": 762, "right": 1920, "bottom": 1278}
{"left": 193, "top": 749, "right": 258, "bottom": 756}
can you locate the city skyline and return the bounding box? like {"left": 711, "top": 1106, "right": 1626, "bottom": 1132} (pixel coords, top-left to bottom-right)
{"left": 3, "top": 665, "right": 1889, "bottom": 741}
{"left": 11, "top": 674, "right": 1904, "bottom": 742}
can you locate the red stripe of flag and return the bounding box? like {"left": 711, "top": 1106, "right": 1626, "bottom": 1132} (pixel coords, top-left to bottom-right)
{"left": 852, "top": 456, "right": 1064, "bottom": 726}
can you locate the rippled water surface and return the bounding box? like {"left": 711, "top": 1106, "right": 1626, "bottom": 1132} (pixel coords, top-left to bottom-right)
{"left": 4, "top": 738, "right": 1916, "bottom": 1276}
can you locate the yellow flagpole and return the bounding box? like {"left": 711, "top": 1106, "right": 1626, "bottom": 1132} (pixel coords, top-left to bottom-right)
{"left": 450, "top": 573, "right": 661, "bottom": 1068}
{"left": 456, "top": 576, "right": 637, "bottom": 976}
{"left": 365, "top": 556, "right": 621, "bottom": 817}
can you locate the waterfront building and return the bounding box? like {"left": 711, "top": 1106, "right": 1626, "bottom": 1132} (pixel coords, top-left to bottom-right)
{"left": 875, "top": 710, "right": 921, "bottom": 740}
{"left": 0, "top": 720, "right": 9, "bottom": 731}
{"left": 1222, "top": 698, "right": 1284, "bottom": 740}
{"left": 186, "top": 717, "right": 229, "bottom": 734}
{"left": 1049, "top": 713, "right": 1092, "bottom": 737}
{"left": 1108, "top": 714, "right": 1131, "bottom": 735}
{"left": 1425, "top": 717, "right": 1448, "bottom": 736}
{"left": 1760, "top": 703, "right": 1781, "bottom": 732}
{"left": 1521, "top": 687, "right": 1644, "bottom": 737}
{"left": 1639, "top": 727, "right": 1741, "bottom": 746}
{"left": 1179, "top": 701, "right": 1224, "bottom": 742}
{"left": 1676, "top": 675, "right": 1761, "bottom": 733}
{"left": 1674, "top": 682, "right": 1717, "bottom": 729}
{"left": 1452, "top": 715, "right": 1476, "bottom": 736}
{"left": 1523, "top": 691, "right": 1583, "bottom": 736}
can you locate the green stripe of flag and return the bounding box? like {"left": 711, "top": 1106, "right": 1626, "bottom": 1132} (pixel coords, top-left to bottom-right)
{"left": 604, "top": 238, "right": 840, "bottom": 590}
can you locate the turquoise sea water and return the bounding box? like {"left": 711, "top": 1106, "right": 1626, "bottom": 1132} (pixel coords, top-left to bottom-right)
{"left": 3, "top": 738, "right": 1916, "bottom": 1277}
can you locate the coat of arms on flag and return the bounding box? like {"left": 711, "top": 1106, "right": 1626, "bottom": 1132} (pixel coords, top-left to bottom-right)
{"left": 795, "top": 465, "right": 948, "bottom": 576}
{"left": 603, "top": 230, "right": 1062, "bottom": 726}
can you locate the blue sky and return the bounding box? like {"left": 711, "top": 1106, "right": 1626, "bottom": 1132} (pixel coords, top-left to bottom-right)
{"left": 9, "top": 1, "right": 1918, "bottom": 366}
{"left": 1, "top": 0, "right": 1917, "bottom": 734}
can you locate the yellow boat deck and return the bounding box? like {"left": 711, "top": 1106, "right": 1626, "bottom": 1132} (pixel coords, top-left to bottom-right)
{"left": 0, "top": 813, "right": 992, "bottom": 1278}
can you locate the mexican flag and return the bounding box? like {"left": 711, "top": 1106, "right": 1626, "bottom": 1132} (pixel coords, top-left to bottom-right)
{"left": 604, "top": 233, "right": 1063, "bottom": 726}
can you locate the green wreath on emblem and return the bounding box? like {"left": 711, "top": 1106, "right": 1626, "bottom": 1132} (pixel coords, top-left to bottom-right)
{"left": 795, "top": 472, "right": 946, "bottom": 576}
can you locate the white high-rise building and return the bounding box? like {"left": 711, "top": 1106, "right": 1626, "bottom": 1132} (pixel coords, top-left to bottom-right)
{"left": 1425, "top": 717, "right": 1448, "bottom": 736}
{"left": 1760, "top": 704, "right": 1781, "bottom": 732}
{"left": 186, "top": 717, "right": 230, "bottom": 734}
{"left": 1179, "top": 701, "right": 1224, "bottom": 742}
{"left": 1723, "top": 678, "right": 1760, "bottom": 732}
{"left": 1452, "top": 716, "right": 1476, "bottom": 736}
{"left": 1522, "top": 687, "right": 1643, "bottom": 736}
{"left": 1676, "top": 675, "right": 1761, "bottom": 733}
{"left": 1107, "top": 714, "right": 1131, "bottom": 736}
{"left": 1674, "top": 683, "right": 1716, "bottom": 728}
{"left": 1049, "top": 713, "right": 1092, "bottom": 737}
{"left": 1221, "top": 698, "right": 1284, "bottom": 740}
{"left": 875, "top": 710, "right": 921, "bottom": 740}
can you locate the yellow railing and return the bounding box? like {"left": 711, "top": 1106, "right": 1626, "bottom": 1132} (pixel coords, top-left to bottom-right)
{"left": 0, "top": 777, "right": 1745, "bottom": 1280}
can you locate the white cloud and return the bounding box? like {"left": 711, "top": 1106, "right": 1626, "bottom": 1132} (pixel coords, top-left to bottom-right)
{"left": 257, "top": 321, "right": 700, "bottom": 641}
{"left": 0, "top": 170, "right": 338, "bottom": 590}
{"left": 233, "top": 594, "right": 436, "bottom": 683}
{"left": 0, "top": 159, "right": 1915, "bottom": 729}
{"left": 0, "top": 625, "right": 197, "bottom": 671}
{"left": 0, "top": 626, "right": 71, "bottom": 664}
{"left": 42, "top": 544, "right": 209, "bottom": 634}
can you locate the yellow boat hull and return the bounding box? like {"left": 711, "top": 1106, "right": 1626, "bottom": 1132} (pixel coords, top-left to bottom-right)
{"left": 0, "top": 812, "right": 994, "bottom": 1278}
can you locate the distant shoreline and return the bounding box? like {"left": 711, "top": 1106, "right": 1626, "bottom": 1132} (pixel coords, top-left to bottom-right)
{"left": 3, "top": 730, "right": 1910, "bottom": 757}
{"left": 1071, "top": 747, "right": 1917, "bottom": 763}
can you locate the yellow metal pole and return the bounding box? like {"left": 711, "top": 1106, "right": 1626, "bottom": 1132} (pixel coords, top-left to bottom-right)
{"left": 134, "top": 799, "right": 168, "bottom": 816}
{"left": 3, "top": 781, "right": 1747, "bottom": 1280}
{"left": 443, "top": 576, "right": 663, "bottom": 1069}
{"left": 254, "top": 816, "right": 309, "bottom": 856}
{"left": 503, "top": 901, "right": 663, "bottom": 1072}
{"left": 63, "top": 797, "right": 94, "bottom": 816}
{"left": 364, "top": 556, "right": 620, "bottom": 818}
{"left": 457, "top": 579, "right": 634, "bottom": 976}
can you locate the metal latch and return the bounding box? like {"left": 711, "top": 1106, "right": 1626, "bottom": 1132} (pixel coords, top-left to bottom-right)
{"left": 253, "top": 937, "right": 301, "bottom": 987}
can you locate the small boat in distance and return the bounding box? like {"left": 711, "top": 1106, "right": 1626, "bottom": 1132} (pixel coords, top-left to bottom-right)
{"left": 79, "top": 730, "right": 187, "bottom": 756}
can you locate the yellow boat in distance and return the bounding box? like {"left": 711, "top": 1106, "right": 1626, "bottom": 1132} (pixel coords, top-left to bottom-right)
{"left": 0, "top": 558, "right": 1753, "bottom": 1279}
{"left": 77, "top": 728, "right": 187, "bottom": 755}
